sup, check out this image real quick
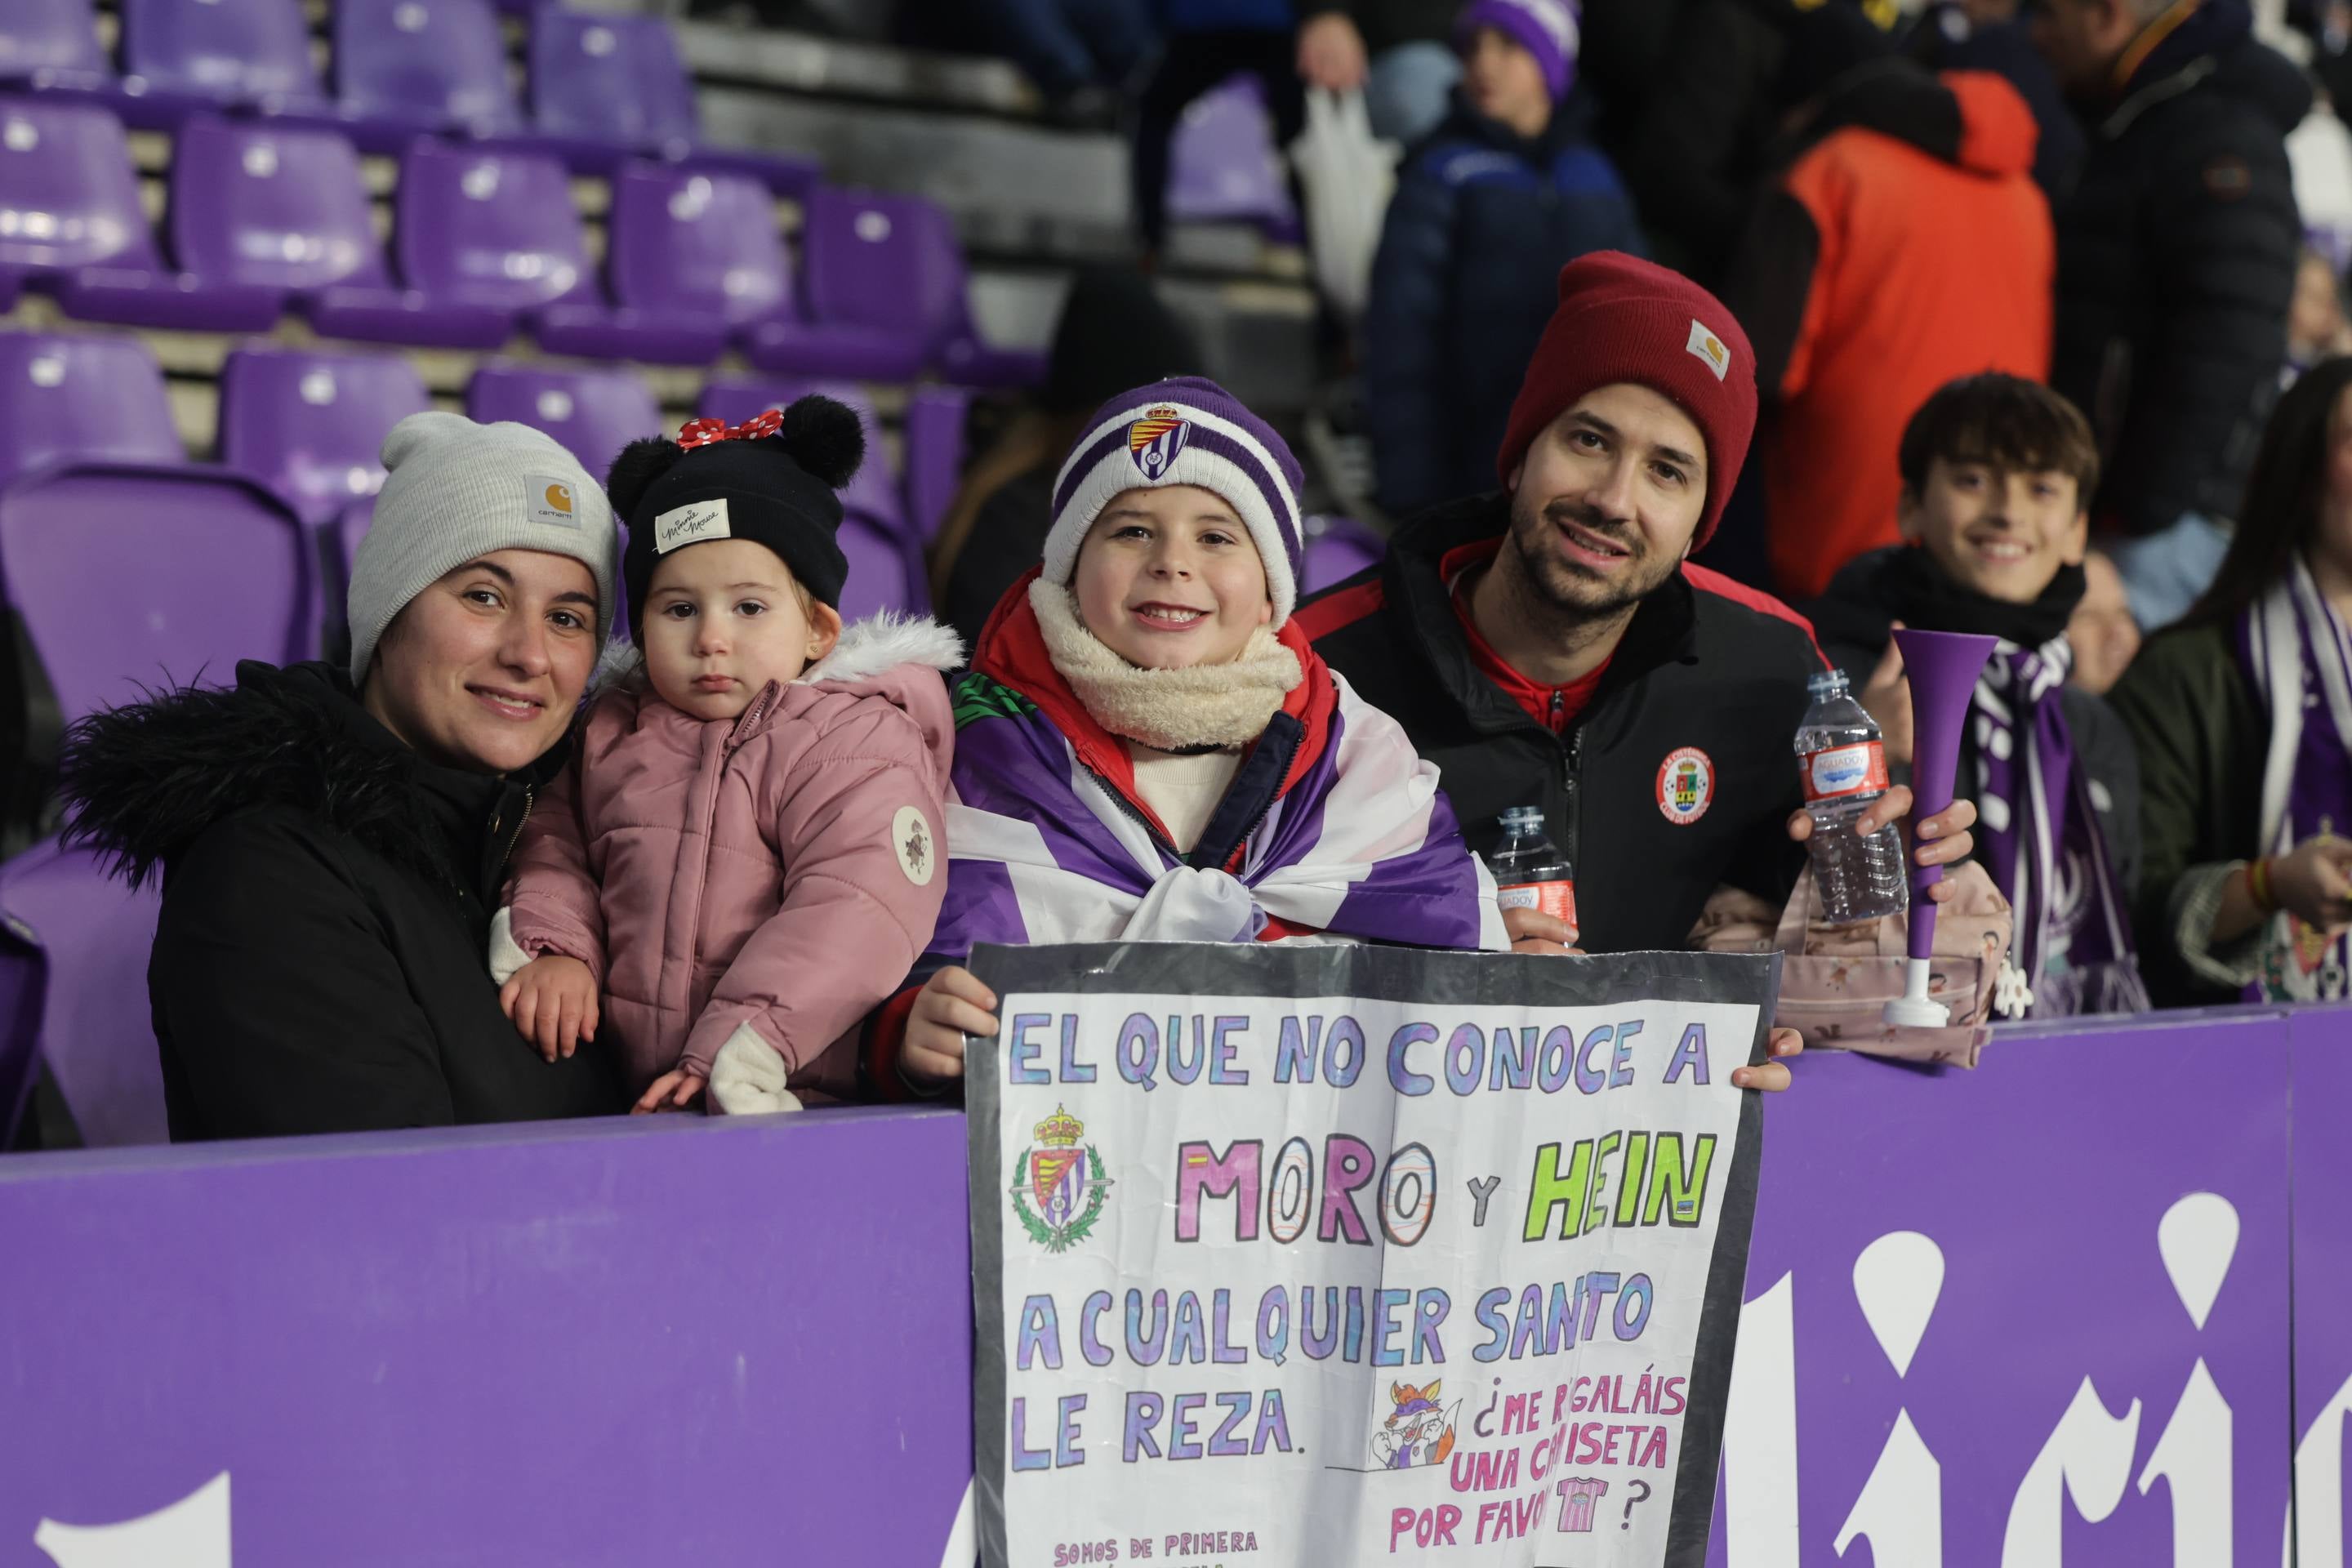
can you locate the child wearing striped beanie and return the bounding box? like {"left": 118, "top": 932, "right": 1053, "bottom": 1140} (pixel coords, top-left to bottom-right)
{"left": 866, "top": 376, "right": 1509, "bottom": 1099}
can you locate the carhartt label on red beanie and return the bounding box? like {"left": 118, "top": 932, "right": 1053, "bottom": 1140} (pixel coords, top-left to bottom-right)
{"left": 1495, "top": 251, "right": 1758, "bottom": 550}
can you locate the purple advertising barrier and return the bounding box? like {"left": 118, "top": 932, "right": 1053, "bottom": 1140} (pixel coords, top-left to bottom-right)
{"left": 1708, "top": 1009, "right": 2294, "bottom": 1566}
{"left": 2292, "top": 1004, "right": 2352, "bottom": 1563}
{"left": 0, "top": 1109, "right": 975, "bottom": 1567}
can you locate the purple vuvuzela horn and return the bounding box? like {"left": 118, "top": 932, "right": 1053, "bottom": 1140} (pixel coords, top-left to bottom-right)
{"left": 1884, "top": 627, "right": 1998, "bottom": 1027}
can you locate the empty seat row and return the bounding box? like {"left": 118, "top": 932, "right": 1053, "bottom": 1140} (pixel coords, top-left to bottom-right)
{"left": 0, "top": 98, "right": 1042, "bottom": 385}
{"left": 2, "top": 0, "right": 811, "bottom": 186}
{"left": 0, "top": 330, "right": 969, "bottom": 600}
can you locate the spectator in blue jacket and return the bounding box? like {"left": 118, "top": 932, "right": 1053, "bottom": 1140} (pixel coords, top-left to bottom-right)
{"left": 1362, "top": 0, "right": 1645, "bottom": 518}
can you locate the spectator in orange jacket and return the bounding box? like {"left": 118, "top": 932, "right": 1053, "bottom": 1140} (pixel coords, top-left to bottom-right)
{"left": 1723, "top": 20, "right": 2053, "bottom": 601}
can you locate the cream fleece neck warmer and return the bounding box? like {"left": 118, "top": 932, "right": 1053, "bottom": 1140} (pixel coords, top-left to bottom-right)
{"left": 1029, "top": 579, "right": 1301, "bottom": 752}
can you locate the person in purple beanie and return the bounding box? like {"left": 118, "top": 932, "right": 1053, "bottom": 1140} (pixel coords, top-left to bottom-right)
{"left": 1364, "top": 0, "right": 1644, "bottom": 518}
{"left": 868, "top": 376, "right": 1521, "bottom": 1098}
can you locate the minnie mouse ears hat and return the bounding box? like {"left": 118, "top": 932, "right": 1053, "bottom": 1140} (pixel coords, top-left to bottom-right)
{"left": 610, "top": 397, "right": 866, "bottom": 630}
{"left": 1044, "top": 376, "right": 1307, "bottom": 626}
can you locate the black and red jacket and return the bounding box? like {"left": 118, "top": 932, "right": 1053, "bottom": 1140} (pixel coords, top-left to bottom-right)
{"left": 1296, "top": 494, "right": 1825, "bottom": 956}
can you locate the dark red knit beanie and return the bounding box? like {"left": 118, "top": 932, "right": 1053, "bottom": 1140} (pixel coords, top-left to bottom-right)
{"left": 1495, "top": 251, "right": 1758, "bottom": 549}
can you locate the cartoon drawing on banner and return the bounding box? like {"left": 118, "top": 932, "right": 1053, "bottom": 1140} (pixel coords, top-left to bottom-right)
{"left": 2133, "top": 1194, "right": 2238, "bottom": 1566}
{"left": 1557, "top": 1477, "right": 1610, "bottom": 1533}
{"left": 34, "top": 1472, "right": 230, "bottom": 1568}
{"left": 1372, "top": 1381, "right": 1460, "bottom": 1470}
{"left": 1009, "top": 1105, "right": 1111, "bottom": 1254}
{"left": 1833, "top": 1232, "right": 1944, "bottom": 1568}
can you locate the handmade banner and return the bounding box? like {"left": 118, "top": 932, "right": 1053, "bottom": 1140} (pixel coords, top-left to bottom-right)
{"left": 964, "top": 942, "right": 1775, "bottom": 1568}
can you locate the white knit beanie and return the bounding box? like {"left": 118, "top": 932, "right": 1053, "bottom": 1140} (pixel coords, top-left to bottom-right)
{"left": 348, "top": 412, "right": 619, "bottom": 684}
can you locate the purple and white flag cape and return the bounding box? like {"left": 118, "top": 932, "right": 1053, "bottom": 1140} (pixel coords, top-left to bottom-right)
{"left": 921, "top": 670, "right": 1508, "bottom": 972}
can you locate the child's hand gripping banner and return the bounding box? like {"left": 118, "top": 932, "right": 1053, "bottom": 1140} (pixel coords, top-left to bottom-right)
{"left": 965, "top": 942, "right": 1777, "bottom": 1568}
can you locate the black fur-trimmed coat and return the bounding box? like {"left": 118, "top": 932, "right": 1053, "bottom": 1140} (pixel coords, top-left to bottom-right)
{"left": 60, "top": 660, "right": 622, "bottom": 1140}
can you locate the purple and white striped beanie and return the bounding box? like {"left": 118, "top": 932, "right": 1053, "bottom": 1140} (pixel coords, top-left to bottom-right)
{"left": 1043, "top": 376, "right": 1307, "bottom": 626}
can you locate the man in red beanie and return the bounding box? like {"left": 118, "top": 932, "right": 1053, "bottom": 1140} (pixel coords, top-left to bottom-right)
{"left": 1298, "top": 251, "right": 1977, "bottom": 959}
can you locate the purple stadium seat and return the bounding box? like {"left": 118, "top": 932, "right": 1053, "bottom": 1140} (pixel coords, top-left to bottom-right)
{"left": 0, "top": 464, "right": 315, "bottom": 724}
{"left": 0, "top": 465, "right": 311, "bottom": 1149}
{"left": 219, "top": 346, "right": 430, "bottom": 526}
{"left": 530, "top": 11, "right": 697, "bottom": 167}
{"left": 537, "top": 161, "right": 781, "bottom": 364}
{"left": 0, "top": 333, "right": 182, "bottom": 488}
{"left": 699, "top": 377, "right": 924, "bottom": 617}
{"left": 751, "top": 188, "right": 1041, "bottom": 388}
{"left": 330, "top": 0, "right": 522, "bottom": 153}
{"left": 1300, "top": 514, "right": 1385, "bottom": 595}
{"left": 0, "top": 0, "right": 110, "bottom": 91}
{"left": 167, "top": 118, "right": 390, "bottom": 303}
{"left": 0, "top": 99, "right": 145, "bottom": 291}
{"left": 467, "top": 362, "right": 660, "bottom": 480}
{"left": 116, "top": 0, "right": 327, "bottom": 127}
{"left": 0, "top": 99, "right": 271, "bottom": 330}
{"left": 607, "top": 163, "right": 787, "bottom": 336}
{"left": 0, "top": 840, "right": 164, "bottom": 1148}
{"left": 306, "top": 141, "right": 518, "bottom": 349}
{"left": 318, "top": 141, "right": 709, "bottom": 362}
{"left": 1167, "top": 74, "right": 1301, "bottom": 241}
{"left": 522, "top": 11, "right": 817, "bottom": 191}
{"left": 832, "top": 514, "right": 923, "bottom": 623}
{"left": 903, "top": 385, "right": 968, "bottom": 544}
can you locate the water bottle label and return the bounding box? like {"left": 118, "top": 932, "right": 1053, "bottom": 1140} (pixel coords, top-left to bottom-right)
{"left": 1499, "top": 880, "right": 1577, "bottom": 927}
{"left": 1802, "top": 741, "right": 1890, "bottom": 803}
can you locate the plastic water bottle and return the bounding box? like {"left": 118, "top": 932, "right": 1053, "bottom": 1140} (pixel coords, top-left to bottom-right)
{"left": 1490, "top": 806, "right": 1576, "bottom": 930}
{"left": 1794, "top": 670, "right": 1909, "bottom": 925}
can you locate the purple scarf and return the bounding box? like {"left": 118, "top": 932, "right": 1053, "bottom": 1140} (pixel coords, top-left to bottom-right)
{"left": 2236, "top": 556, "right": 2352, "bottom": 1001}
{"left": 1971, "top": 635, "right": 2149, "bottom": 1018}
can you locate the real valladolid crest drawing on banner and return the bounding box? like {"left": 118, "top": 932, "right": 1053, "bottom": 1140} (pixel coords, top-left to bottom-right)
{"left": 965, "top": 942, "right": 1774, "bottom": 1568}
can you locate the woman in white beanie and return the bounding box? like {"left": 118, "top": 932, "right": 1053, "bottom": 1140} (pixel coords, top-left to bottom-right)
{"left": 60, "top": 413, "right": 628, "bottom": 1141}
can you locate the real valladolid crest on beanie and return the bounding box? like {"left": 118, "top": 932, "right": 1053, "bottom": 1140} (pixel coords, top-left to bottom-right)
{"left": 1044, "top": 375, "right": 1307, "bottom": 626}
{"left": 1456, "top": 0, "right": 1580, "bottom": 103}
{"left": 1496, "top": 250, "right": 1758, "bottom": 550}
{"left": 608, "top": 396, "right": 867, "bottom": 635}
{"left": 348, "top": 412, "right": 619, "bottom": 684}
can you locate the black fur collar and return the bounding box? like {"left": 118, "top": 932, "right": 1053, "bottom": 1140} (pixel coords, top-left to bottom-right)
{"left": 58, "top": 660, "right": 554, "bottom": 893}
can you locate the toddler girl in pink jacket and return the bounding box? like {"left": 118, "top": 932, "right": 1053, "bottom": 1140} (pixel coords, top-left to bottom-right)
{"left": 489, "top": 397, "right": 960, "bottom": 1115}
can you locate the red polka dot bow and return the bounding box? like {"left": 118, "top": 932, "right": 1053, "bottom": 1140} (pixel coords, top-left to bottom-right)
{"left": 675, "top": 408, "right": 783, "bottom": 448}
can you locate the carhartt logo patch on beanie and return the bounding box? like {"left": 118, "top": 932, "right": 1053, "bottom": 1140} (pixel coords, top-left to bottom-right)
{"left": 1456, "top": 0, "right": 1579, "bottom": 102}
{"left": 1045, "top": 376, "right": 1307, "bottom": 626}
{"left": 348, "top": 412, "right": 620, "bottom": 684}
{"left": 1496, "top": 251, "right": 1758, "bottom": 550}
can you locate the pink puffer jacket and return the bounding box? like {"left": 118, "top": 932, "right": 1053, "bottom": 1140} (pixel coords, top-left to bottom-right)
{"left": 494, "top": 615, "right": 960, "bottom": 1104}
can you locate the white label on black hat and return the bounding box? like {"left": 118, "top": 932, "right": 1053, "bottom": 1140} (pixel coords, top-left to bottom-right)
{"left": 1686, "top": 319, "right": 1731, "bottom": 381}
{"left": 654, "top": 497, "right": 731, "bottom": 554}
{"left": 525, "top": 475, "right": 581, "bottom": 528}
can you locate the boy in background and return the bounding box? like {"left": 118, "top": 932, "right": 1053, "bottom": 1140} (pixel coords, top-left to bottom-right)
{"left": 1362, "top": 0, "right": 1642, "bottom": 519}
{"left": 1806, "top": 372, "right": 2148, "bottom": 1017}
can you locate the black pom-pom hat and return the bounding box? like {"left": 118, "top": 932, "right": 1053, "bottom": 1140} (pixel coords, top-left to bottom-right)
{"left": 611, "top": 394, "right": 867, "bottom": 632}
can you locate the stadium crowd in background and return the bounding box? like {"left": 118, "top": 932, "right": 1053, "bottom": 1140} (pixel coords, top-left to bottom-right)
{"left": 24, "top": 0, "right": 2352, "bottom": 1147}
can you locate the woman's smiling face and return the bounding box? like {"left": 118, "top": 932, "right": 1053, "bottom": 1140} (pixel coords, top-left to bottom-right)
{"left": 1070, "top": 485, "right": 1273, "bottom": 670}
